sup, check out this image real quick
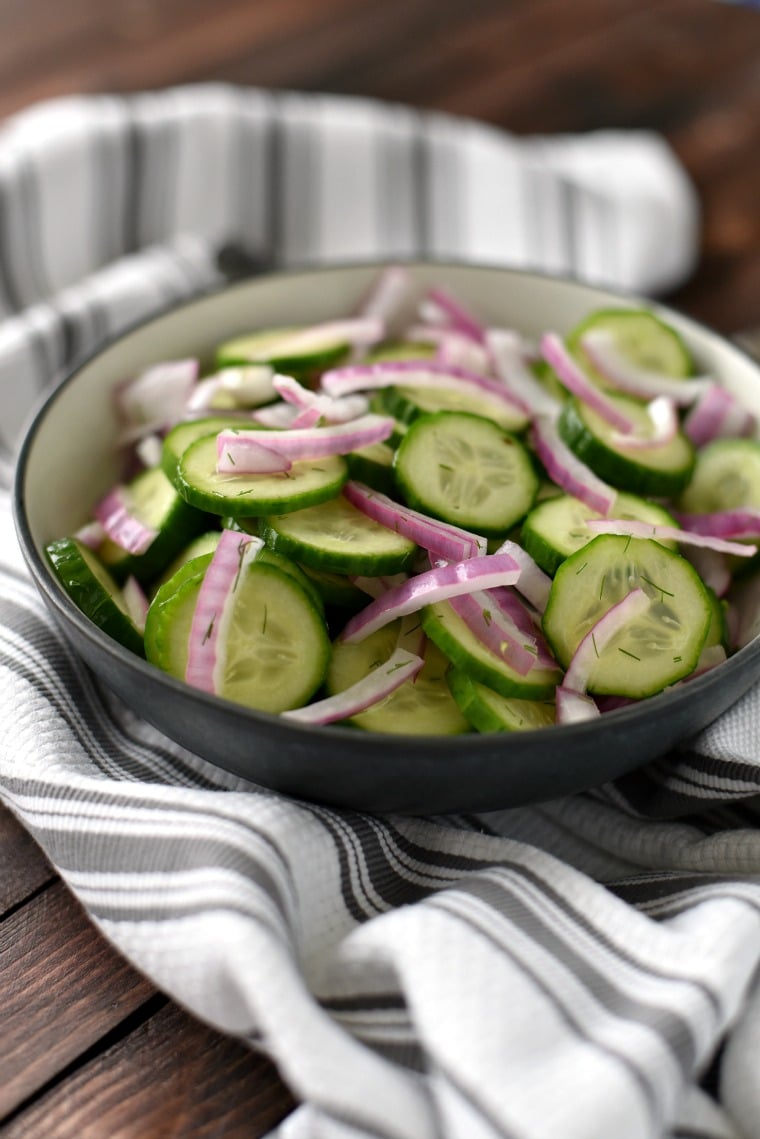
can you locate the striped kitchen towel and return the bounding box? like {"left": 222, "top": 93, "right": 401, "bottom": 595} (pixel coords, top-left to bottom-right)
{"left": 3, "top": 85, "right": 760, "bottom": 1139}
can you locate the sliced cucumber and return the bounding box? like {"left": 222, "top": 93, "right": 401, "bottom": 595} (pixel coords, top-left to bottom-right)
{"left": 299, "top": 564, "right": 368, "bottom": 612}
{"left": 542, "top": 534, "right": 712, "bottom": 697}
{"left": 567, "top": 308, "right": 694, "bottom": 387}
{"left": 46, "top": 537, "right": 145, "bottom": 656}
{"left": 345, "top": 441, "right": 397, "bottom": 496}
{"left": 422, "top": 600, "right": 561, "bottom": 699}
{"left": 215, "top": 326, "right": 349, "bottom": 375}
{"left": 394, "top": 411, "right": 538, "bottom": 537}
{"left": 447, "top": 669, "right": 556, "bottom": 733}
{"left": 97, "top": 466, "right": 207, "bottom": 583}
{"left": 147, "top": 557, "right": 330, "bottom": 713}
{"left": 678, "top": 438, "right": 760, "bottom": 514}
{"left": 152, "top": 531, "right": 221, "bottom": 592}
{"left": 521, "top": 491, "right": 678, "bottom": 575}
{"left": 261, "top": 494, "right": 417, "bottom": 575}
{"left": 379, "top": 383, "right": 529, "bottom": 433}
{"left": 326, "top": 619, "right": 469, "bottom": 734}
{"left": 365, "top": 340, "right": 436, "bottom": 364}
{"left": 162, "top": 416, "right": 253, "bottom": 487}
{"left": 176, "top": 434, "right": 348, "bottom": 517}
{"left": 559, "top": 395, "right": 695, "bottom": 497}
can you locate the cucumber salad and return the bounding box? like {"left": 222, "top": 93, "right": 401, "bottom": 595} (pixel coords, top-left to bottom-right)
{"left": 46, "top": 268, "right": 760, "bottom": 733}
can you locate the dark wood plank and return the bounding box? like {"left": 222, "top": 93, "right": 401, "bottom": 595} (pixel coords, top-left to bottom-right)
{"left": 0, "top": 803, "right": 54, "bottom": 918}
{"left": 0, "top": 881, "right": 155, "bottom": 1115}
{"left": 0, "top": 1001, "right": 295, "bottom": 1139}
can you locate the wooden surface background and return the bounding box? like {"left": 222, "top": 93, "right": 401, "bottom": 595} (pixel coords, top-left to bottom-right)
{"left": 2, "top": 0, "right": 760, "bottom": 1134}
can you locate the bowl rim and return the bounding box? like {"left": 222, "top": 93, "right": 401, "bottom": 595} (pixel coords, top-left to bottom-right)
{"left": 13, "top": 257, "right": 760, "bottom": 756}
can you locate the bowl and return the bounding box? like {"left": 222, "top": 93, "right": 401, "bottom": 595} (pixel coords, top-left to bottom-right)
{"left": 13, "top": 262, "right": 760, "bottom": 814}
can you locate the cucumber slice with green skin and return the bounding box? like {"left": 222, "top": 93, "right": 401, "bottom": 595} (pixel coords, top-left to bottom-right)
{"left": 215, "top": 326, "right": 349, "bottom": 375}
{"left": 97, "top": 466, "right": 208, "bottom": 584}
{"left": 542, "top": 534, "right": 712, "bottom": 697}
{"left": 364, "top": 341, "right": 436, "bottom": 364}
{"left": 447, "top": 669, "right": 556, "bottom": 733}
{"left": 678, "top": 438, "right": 760, "bottom": 578}
{"left": 152, "top": 531, "right": 221, "bottom": 593}
{"left": 148, "top": 558, "right": 330, "bottom": 713}
{"left": 394, "top": 411, "right": 539, "bottom": 538}
{"left": 326, "top": 620, "right": 469, "bottom": 734}
{"left": 379, "top": 383, "right": 529, "bottom": 433}
{"left": 567, "top": 308, "right": 694, "bottom": 387}
{"left": 299, "top": 564, "right": 368, "bottom": 612}
{"left": 46, "top": 537, "right": 145, "bottom": 656}
{"left": 422, "top": 601, "right": 561, "bottom": 699}
{"left": 345, "top": 441, "right": 397, "bottom": 496}
{"left": 261, "top": 494, "right": 417, "bottom": 575}
{"left": 559, "top": 395, "right": 695, "bottom": 497}
{"left": 521, "top": 491, "right": 678, "bottom": 575}
{"left": 176, "top": 434, "right": 348, "bottom": 517}
{"left": 162, "top": 416, "right": 255, "bottom": 487}
{"left": 144, "top": 553, "right": 213, "bottom": 672}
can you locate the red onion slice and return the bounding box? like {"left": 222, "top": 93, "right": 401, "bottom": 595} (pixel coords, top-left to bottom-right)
{"left": 531, "top": 415, "right": 617, "bottom": 517}
{"left": 488, "top": 586, "right": 557, "bottom": 668}
{"left": 448, "top": 590, "right": 538, "bottom": 675}
{"left": 541, "top": 332, "right": 636, "bottom": 434}
{"left": 487, "top": 328, "right": 560, "bottom": 417}
{"left": 185, "top": 530, "right": 264, "bottom": 695}
{"left": 320, "top": 360, "right": 530, "bottom": 419}
{"left": 585, "top": 518, "right": 758, "bottom": 557}
{"left": 343, "top": 481, "right": 487, "bottom": 562}
{"left": 93, "top": 486, "right": 159, "bottom": 555}
{"left": 340, "top": 553, "right": 522, "bottom": 643}
{"left": 216, "top": 435, "right": 293, "bottom": 475}
{"left": 674, "top": 508, "right": 760, "bottom": 540}
{"left": 74, "top": 520, "right": 107, "bottom": 550}
{"left": 556, "top": 687, "right": 600, "bottom": 724}
{"left": 187, "top": 365, "right": 276, "bottom": 414}
{"left": 491, "top": 539, "right": 552, "bottom": 612}
{"left": 580, "top": 329, "right": 711, "bottom": 405}
{"left": 283, "top": 647, "right": 424, "bottom": 724}
{"left": 216, "top": 415, "right": 395, "bottom": 473}
{"left": 563, "top": 588, "right": 651, "bottom": 693}
{"left": 274, "top": 374, "right": 369, "bottom": 424}
{"left": 355, "top": 266, "right": 411, "bottom": 326}
{"left": 683, "top": 383, "right": 757, "bottom": 447}
{"left": 420, "top": 287, "right": 485, "bottom": 344}
{"left": 116, "top": 358, "right": 199, "bottom": 437}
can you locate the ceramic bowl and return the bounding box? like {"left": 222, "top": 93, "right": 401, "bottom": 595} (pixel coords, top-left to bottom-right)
{"left": 13, "top": 263, "right": 760, "bottom": 813}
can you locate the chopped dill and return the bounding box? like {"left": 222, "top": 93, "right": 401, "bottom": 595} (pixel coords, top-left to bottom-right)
{"left": 618, "top": 647, "right": 641, "bottom": 661}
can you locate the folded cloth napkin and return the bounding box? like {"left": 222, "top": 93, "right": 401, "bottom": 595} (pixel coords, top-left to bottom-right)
{"left": 1, "top": 84, "right": 759, "bottom": 1139}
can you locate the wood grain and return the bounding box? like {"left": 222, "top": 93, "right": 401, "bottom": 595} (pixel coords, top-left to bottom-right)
{"left": 0, "top": 1002, "right": 295, "bottom": 1139}
{"left": 0, "top": 881, "right": 155, "bottom": 1115}
{"left": 0, "top": 804, "right": 54, "bottom": 918}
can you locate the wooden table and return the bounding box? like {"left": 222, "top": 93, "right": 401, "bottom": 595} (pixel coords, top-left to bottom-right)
{"left": 2, "top": 0, "right": 760, "bottom": 1134}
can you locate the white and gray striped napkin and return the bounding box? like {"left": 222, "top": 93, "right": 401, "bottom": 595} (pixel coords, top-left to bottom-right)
{"left": 2, "top": 84, "right": 759, "bottom": 1139}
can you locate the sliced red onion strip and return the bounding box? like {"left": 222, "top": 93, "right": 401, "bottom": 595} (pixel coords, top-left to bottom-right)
{"left": 122, "top": 575, "right": 149, "bottom": 634}
{"left": 585, "top": 518, "right": 757, "bottom": 557}
{"left": 355, "top": 266, "right": 411, "bottom": 326}
{"left": 343, "top": 481, "right": 487, "bottom": 561}
{"left": 274, "top": 374, "right": 369, "bottom": 424}
{"left": 187, "top": 365, "right": 276, "bottom": 413}
{"left": 556, "top": 687, "right": 600, "bottom": 724}
{"left": 563, "top": 588, "right": 650, "bottom": 693}
{"left": 320, "top": 360, "right": 529, "bottom": 418}
{"left": 434, "top": 334, "right": 492, "bottom": 375}
{"left": 216, "top": 434, "right": 293, "bottom": 474}
{"left": 283, "top": 648, "right": 424, "bottom": 724}
{"left": 216, "top": 415, "right": 395, "bottom": 473}
{"left": 340, "top": 554, "right": 522, "bottom": 644}
{"left": 116, "top": 358, "right": 199, "bottom": 431}
{"left": 185, "top": 530, "right": 264, "bottom": 694}
{"left": 580, "top": 329, "right": 711, "bottom": 405}
{"left": 674, "top": 508, "right": 760, "bottom": 540}
{"left": 487, "top": 328, "right": 560, "bottom": 417}
{"left": 541, "top": 332, "right": 636, "bottom": 434}
{"left": 492, "top": 539, "right": 552, "bottom": 612}
{"left": 93, "top": 486, "right": 159, "bottom": 555}
{"left": 421, "top": 287, "right": 485, "bottom": 344}
{"left": 611, "top": 396, "right": 678, "bottom": 450}
{"left": 683, "top": 383, "right": 756, "bottom": 447}
{"left": 448, "top": 590, "right": 537, "bottom": 675}
{"left": 488, "top": 586, "right": 557, "bottom": 668}
{"left": 531, "top": 414, "right": 617, "bottom": 517}
{"left": 74, "top": 520, "right": 107, "bottom": 549}
{"left": 252, "top": 402, "right": 303, "bottom": 428}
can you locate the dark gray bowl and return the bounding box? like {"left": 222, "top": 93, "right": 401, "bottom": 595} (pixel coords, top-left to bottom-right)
{"left": 13, "top": 263, "right": 760, "bottom": 813}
